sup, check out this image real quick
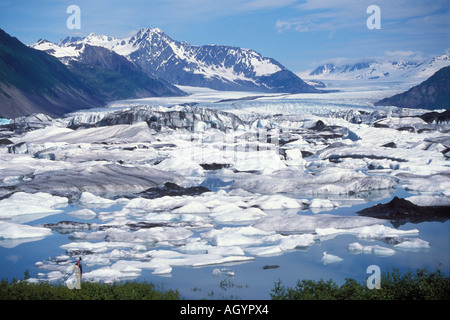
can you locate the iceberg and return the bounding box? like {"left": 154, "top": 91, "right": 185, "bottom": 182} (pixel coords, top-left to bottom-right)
{"left": 394, "top": 238, "right": 430, "bottom": 251}
{"left": 67, "top": 208, "right": 97, "bottom": 219}
{"left": 0, "top": 221, "right": 52, "bottom": 240}
{"left": 77, "top": 192, "right": 119, "bottom": 207}
{"left": 348, "top": 242, "right": 395, "bottom": 256}
{"left": 0, "top": 192, "right": 67, "bottom": 223}
{"left": 321, "top": 251, "right": 343, "bottom": 264}
{"left": 14, "top": 163, "right": 185, "bottom": 200}
{"left": 231, "top": 167, "right": 395, "bottom": 196}
{"left": 252, "top": 213, "right": 383, "bottom": 233}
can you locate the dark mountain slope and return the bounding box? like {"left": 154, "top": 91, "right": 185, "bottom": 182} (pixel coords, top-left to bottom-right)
{"left": 375, "top": 66, "right": 450, "bottom": 110}
{"left": 0, "top": 29, "right": 104, "bottom": 118}
{"left": 66, "top": 44, "right": 186, "bottom": 100}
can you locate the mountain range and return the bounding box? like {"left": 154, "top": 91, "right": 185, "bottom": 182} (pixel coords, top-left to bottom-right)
{"left": 299, "top": 52, "right": 450, "bottom": 83}
{"left": 31, "top": 38, "right": 185, "bottom": 101}
{"left": 2, "top": 26, "right": 449, "bottom": 119}
{"left": 375, "top": 66, "right": 450, "bottom": 110}
{"left": 33, "top": 28, "right": 318, "bottom": 94}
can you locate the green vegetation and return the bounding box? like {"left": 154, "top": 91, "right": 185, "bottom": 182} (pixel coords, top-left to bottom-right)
{"left": 270, "top": 267, "right": 450, "bottom": 300}
{"left": 1, "top": 267, "right": 448, "bottom": 300}
{"left": 0, "top": 279, "right": 180, "bottom": 300}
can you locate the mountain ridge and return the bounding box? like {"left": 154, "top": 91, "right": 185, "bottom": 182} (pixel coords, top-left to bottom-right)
{"left": 31, "top": 38, "right": 185, "bottom": 101}
{"left": 374, "top": 66, "right": 450, "bottom": 110}
{"left": 0, "top": 28, "right": 105, "bottom": 118}
{"left": 299, "top": 52, "right": 450, "bottom": 83}
{"left": 40, "top": 27, "right": 319, "bottom": 94}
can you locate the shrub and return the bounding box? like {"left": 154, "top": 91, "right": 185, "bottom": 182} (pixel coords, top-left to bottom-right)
{"left": 0, "top": 279, "right": 181, "bottom": 300}
{"left": 270, "top": 268, "right": 450, "bottom": 300}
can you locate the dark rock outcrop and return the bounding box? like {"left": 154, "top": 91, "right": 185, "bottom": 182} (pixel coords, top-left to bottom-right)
{"left": 131, "top": 182, "right": 210, "bottom": 199}
{"left": 358, "top": 196, "right": 450, "bottom": 225}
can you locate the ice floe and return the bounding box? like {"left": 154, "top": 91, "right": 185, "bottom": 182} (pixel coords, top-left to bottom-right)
{"left": 1, "top": 88, "right": 448, "bottom": 287}
{"left": 348, "top": 242, "right": 395, "bottom": 256}
{"left": 0, "top": 221, "right": 52, "bottom": 244}
{"left": 321, "top": 251, "right": 343, "bottom": 264}
{"left": 0, "top": 192, "right": 67, "bottom": 223}
{"left": 252, "top": 213, "right": 384, "bottom": 233}
{"left": 231, "top": 167, "right": 396, "bottom": 196}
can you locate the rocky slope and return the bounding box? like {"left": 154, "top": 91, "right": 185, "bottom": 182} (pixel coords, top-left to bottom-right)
{"left": 375, "top": 66, "right": 450, "bottom": 110}
{"left": 0, "top": 29, "right": 104, "bottom": 118}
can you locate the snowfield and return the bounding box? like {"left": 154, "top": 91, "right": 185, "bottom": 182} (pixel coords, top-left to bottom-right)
{"left": 0, "top": 84, "right": 448, "bottom": 293}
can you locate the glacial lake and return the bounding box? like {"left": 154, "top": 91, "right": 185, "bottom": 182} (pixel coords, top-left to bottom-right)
{"left": 0, "top": 178, "right": 448, "bottom": 300}
{"left": 1, "top": 86, "right": 449, "bottom": 300}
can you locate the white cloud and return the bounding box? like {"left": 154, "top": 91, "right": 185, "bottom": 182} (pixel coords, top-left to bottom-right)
{"left": 385, "top": 50, "right": 421, "bottom": 58}
{"left": 276, "top": 0, "right": 449, "bottom": 34}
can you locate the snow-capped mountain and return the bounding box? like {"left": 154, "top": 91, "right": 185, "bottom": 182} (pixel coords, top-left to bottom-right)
{"left": 32, "top": 38, "right": 185, "bottom": 100}
{"left": 36, "top": 28, "right": 318, "bottom": 94}
{"left": 299, "top": 52, "right": 450, "bottom": 83}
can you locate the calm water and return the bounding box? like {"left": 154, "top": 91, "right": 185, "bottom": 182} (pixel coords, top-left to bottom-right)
{"left": 0, "top": 182, "right": 448, "bottom": 300}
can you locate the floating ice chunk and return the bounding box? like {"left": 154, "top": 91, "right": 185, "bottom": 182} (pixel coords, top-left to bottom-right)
{"left": 210, "top": 207, "right": 266, "bottom": 224}
{"left": 0, "top": 221, "right": 52, "bottom": 239}
{"left": 109, "top": 250, "right": 253, "bottom": 272}
{"left": 177, "top": 240, "right": 209, "bottom": 254}
{"left": 83, "top": 266, "right": 141, "bottom": 283}
{"left": 6, "top": 192, "right": 68, "bottom": 208}
{"left": 212, "top": 268, "right": 235, "bottom": 277}
{"left": 83, "top": 255, "right": 110, "bottom": 266}
{"left": 394, "top": 238, "right": 430, "bottom": 251}
{"left": 406, "top": 195, "right": 450, "bottom": 207}
{"left": 202, "top": 226, "right": 273, "bottom": 247}
{"left": 245, "top": 233, "right": 316, "bottom": 256}
{"left": 0, "top": 192, "right": 67, "bottom": 222}
{"left": 15, "top": 122, "right": 155, "bottom": 145}
{"left": 253, "top": 213, "right": 382, "bottom": 233}
{"left": 309, "top": 199, "right": 338, "bottom": 208}
{"left": 172, "top": 201, "right": 210, "bottom": 214}
{"left": 250, "top": 194, "right": 306, "bottom": 210}
{"left": 60, "top": 241, "right": 139, "bottom": 253}
{"left": 211, "top": 203, "right": 244, "bottom": 214}
{"left": 308, "top": 198, "right": 339, "bottom": 213}
{"left": 399, "top": 173, "right": 450, "bottom": 194}
{"left": 285, "top": 148, "right": 303, "bottom": 161}
{"left": 348, "top": 242, "right": 395, "bottom": 256}
{"left": 177, "top": 239, "right": 245, "bottom": 256}
{"left": 125, "top": 195, "right": 189, "bottom": 212}
{"left": 315, "top": 224, "right": 419, "bottom": 240}
{"left": 208, "top": 232, "right": 262, "bottom": 247}
{"left": 78, "top": 192, "right": 117, "bottom": 206}
{"left": 232, "top": 149, "right": 286, "bottom": 173}
{"left": 134, "top": 226, "right": 194, "bottom": 243}
{"left": 68, "top": 208, "right": 97, "bottom": 219}
{"left": 284, "top": 148, "right": 307, "bottom": 167}
{"left": 152, "top": 265, "right": 172, "bottom": 275}
{"left": 321, "top": 251, "right": 343, "bottom": 264}
{"left": 244, "top": 245, "right": 283, "bottom": 256}
{"left": 155, "top": 156, "right": 204, "bottom": 176}
{"left": 17, "top": 163, "right": 185, "bottom": 200}
{"left": 47, "top": 271, "right": 65, "bottom": 281}
{"left": 276, "top": 234, "right": 316, "bottom": 251}
{"left": 355, "top": 225, "right": 419, "bottom": 240}
{"left": 0, "top": 203, "right": 62, "bottom": 222}
{"left": 232, "top": 167, "right": 395, "bottom": 195}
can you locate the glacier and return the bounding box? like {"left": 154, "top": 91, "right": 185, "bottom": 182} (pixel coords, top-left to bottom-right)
{"left": 0, "top": 84, "right": 448, "bottom": 297}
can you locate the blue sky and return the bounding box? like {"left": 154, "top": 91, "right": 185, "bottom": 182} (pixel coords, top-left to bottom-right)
{"left": 0, "top": 0, "right": 449, "bottom": 72}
